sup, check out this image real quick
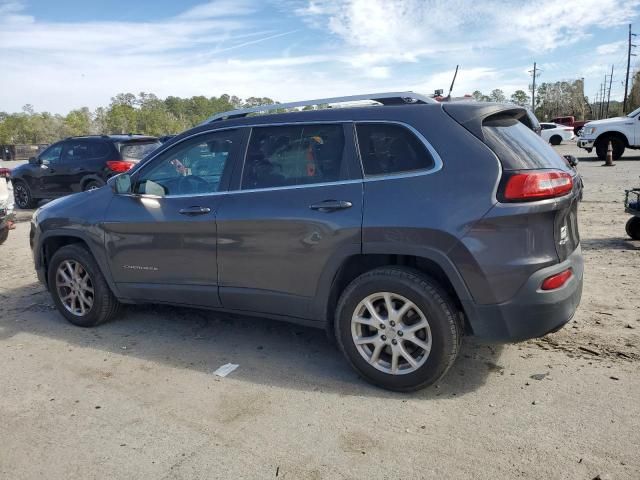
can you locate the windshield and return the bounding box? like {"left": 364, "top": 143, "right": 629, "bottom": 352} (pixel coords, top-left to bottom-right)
{"left": 118, "top": 140, "right": 162, "bottom": 162}
{"left": 627, "top": 106, "right": 640, "bottom": 118}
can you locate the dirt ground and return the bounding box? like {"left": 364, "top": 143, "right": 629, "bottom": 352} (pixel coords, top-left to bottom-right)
{"left": 0, "top": 142, "right": 639, "bottom": 479}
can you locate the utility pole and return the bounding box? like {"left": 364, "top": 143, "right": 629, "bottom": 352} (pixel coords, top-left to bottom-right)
{"left": 601, "top": 80, "right": 606, "bottom": 119}
{"left": 623, "top": 24, "right": 637, "bottom": 113}
{"left": 606, "top": 65, "right": 614, "bottom": 117}
{"left": 529, "top": 62, "right": 540, "bottom": 112}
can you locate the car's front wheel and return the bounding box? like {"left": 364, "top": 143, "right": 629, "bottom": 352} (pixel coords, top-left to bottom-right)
{"left": 335, "top": 267, "right": 461, "bottom": 391}
{"left": 596, "top": 136, "right": 625, "bottom": 160}
{"left": 48, "top": 244, "right": 120, "bottom": 327}
{"left": 13, "top": 181, "right": 38, "bottom": 209}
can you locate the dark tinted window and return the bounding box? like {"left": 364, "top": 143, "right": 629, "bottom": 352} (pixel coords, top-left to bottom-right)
{"left": 118, "top": 140, "right": 161, "bottom": 161}
{"left": 134, "top": 131, "right": 237, "bottom": 196}
{"left": 356, "top": 123, "right": 434, "bottom": 176}
{"left": 61, "top": 142, "right": 89, "bottom": 163}
{"left": 483, "top": 114, "right": 570, "bottom": 171}
{"left": 39, "top": 143, "right": 63, "bottom": 165}
{"left": 242, "top": 124, "right": 347, "bottom": 189}
{"left": 89, "top": 141, "right": 111, "bottom": 158}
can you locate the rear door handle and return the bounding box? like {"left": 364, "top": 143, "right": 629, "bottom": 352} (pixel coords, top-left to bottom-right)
{"left": 309, "top": 200, "right": 353, "bottom": 212}
{"left": 179, "top": 206, "right": 211, "bottom": 216}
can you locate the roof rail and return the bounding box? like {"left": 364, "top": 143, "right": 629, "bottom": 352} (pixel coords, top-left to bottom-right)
{"left": 201, "top": 91, "right": 436, "bottom": 124}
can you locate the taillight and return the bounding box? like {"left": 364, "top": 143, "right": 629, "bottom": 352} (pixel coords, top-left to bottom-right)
{"left": 541, "top": 268, "right": 573, "bottom": 290}
{"left": 502, "top": 170, "right": 573, "bottom": 202}
{"left": 106, "top": 160, "right": 134, "bottom": 173}
{"left": 0, "top": 168, "right": 11, "bottom": 178}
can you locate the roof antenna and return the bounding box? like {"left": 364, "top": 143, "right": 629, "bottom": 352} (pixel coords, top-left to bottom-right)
{"left": 446, "top": 65, "right": 459, "bottom": 101}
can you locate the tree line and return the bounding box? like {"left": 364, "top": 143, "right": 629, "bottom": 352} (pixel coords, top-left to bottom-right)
{"left": 2, "top": 79, "right": 640, "bottom": 145}
{"left": 0, "top": 93, "right": 275, "bottom": 144}
{"left": 473, "top": 77, "right": 639, "bottom": 121}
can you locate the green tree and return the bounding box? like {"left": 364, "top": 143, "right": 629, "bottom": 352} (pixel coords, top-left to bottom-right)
{"left": 489, "top": 89, "right": 506, "bottom": 103}
{"left": 510, "top": 90, "right": 530, "bottom": 107}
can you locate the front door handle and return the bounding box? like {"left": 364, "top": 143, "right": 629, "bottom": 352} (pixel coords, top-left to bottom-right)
{"left": 309, "top": 200, "right": 353, "bottom": 212}
{"left": 179, "top": 206, "right": 211, "bottom": 216}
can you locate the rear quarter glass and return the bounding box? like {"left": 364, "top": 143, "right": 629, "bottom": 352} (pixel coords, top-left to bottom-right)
{"left": 117, "top": 141, "right": 162, "bottom": 162}
{"left": 482, "top": 114, "right": 571, "bottom": 171}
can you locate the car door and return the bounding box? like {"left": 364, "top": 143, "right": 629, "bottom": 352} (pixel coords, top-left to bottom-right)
{"left": 215, "top": 122, "right": 363, "bottom": 320}
{"left": 102, "top": 128, "right": 244, "bottom": 307}
{"left": 26, "top": 143, "right": 63, "bottom": 197}
{"left": 40, "top": 140, "right": 80, "bottom": 196}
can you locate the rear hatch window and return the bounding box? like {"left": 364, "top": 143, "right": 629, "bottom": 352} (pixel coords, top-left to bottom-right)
{"left": 117, "top": 140, "right": 161, "bottom": 162}
{"left": 482, "top": 113, "right": 571, "bottom": 171}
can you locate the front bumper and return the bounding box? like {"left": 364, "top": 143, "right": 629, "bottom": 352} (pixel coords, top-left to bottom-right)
{"left": 577, "top": 138, "right": 595, "bottom": 150}
{"left": 463, "top": 246, "right": 584, "bottom": 341}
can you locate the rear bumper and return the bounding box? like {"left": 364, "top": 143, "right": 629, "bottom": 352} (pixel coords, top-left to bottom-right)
{"left": 463, "top": 246, "right": 584, "bottom": 342}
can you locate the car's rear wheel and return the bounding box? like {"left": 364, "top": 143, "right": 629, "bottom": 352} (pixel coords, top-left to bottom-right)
{"left": 549, "top": 135, "right": 562, "bottom": 146}
{"left": 626, "top": 217, "right": 640, "bottom": 240}
{"left": 48, "top": 244, "right": 120, "bottom": 327}
{"left": 595, "top": 136, "right": 625, "bottom": 160}
{"left": 83, "top": 180, "right": 103, "bottom": 191}
{"left": 13, "top": 181, "right": 38, "bottom": 209}
{"left": 335, "top": 267, "right": 461, "bottom": 392}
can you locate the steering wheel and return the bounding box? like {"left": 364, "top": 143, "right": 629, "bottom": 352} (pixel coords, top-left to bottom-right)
{"left": 178, "top": 175, "right": 210, "bottom": 195}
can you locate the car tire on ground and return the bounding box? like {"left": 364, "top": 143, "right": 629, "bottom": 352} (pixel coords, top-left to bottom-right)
{"left": 595, "top": 136, "right": 625, "bottom": 160}
{"left": 47, "top": 244, "right": 120, "bottom": 327}
{"left": 626, "top": 217, "right": 640, "bottom": 240}
{"left": 549, "top": 135, "right": 562, "bottom": 146}
{"left": 83, "top": 180, "right": 104, "bottom": 191}
{"left": 13, "top": 181, "right": 38, "bottom": 209}
{"left": 335, "top": 267, "right": 461, "bottom": 392}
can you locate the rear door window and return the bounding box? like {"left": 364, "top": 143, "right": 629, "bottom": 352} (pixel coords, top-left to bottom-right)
{"left": 241, "top": 124, "right": 348, "bottom": 189}
{"left": 61, "top": 141, "right": 89, "bottom": 164}
{"left": 355, "top": 123, "right": 435, "bottom": 176}
{"left": 482, "top": 114, "right": 571, "bottom": 171}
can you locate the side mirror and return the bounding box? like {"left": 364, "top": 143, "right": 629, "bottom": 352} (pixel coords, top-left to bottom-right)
{"left": 28, "top": 156, "right": 40, "bottom": 165}
{"left": 563, "top": 155, "right": 579, "bottom": 168}
{"left": 109, "top": 174, "right": 132, "bottom": 194}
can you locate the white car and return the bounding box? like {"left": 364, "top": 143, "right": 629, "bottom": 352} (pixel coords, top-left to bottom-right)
{"left": 540, "top": 122, "right": 575, "bottom": 145}
{"left": 578, "top": 106, "right": 640, "bottom": 160}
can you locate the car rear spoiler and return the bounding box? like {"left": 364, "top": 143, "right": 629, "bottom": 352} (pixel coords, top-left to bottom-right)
{"left": 442, "top": 103, "right": 528, "bottom": 141}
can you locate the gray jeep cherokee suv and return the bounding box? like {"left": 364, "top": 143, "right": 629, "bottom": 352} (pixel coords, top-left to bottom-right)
{"left": 30, "top": 92, "right": 583, "bottom": 391}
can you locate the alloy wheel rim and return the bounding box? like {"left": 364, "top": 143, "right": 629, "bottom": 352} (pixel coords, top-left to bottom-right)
{"left": 351, "top": 292, "right": 432, "bottom": 375}
{"left": 55, "top": 260, "right": 94, "bottom": 316}
{"left": 16, "top": 185, "right": 29, "bottom": 207}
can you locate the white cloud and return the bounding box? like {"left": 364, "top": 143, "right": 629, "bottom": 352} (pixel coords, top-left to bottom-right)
{"left": 1, "top": 0, "right": 638, "bottom": 113}
{"left": 596, "top": 40, "right": 626, "bottom": 56}
{"left": 178, "top": 0, "right": 258, "bottom": 19}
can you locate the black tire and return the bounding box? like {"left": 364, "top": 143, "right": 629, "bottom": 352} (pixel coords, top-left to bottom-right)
{"left": 83, "top": 180, "right": 104, "bottom": 191}
{"left": 549, "top": 135, "right": 562, "bottom": 146}
{"left": 13, "top": 181, "right": 38, "bottom": 209}
{"left": 595, "top": 136, "right": 625, "bottom": 160}
{"left": 47, "top": 244, "right": 120, "bottom": 327}
{"left": 0, "top": 227, "right": 8, "bottom": 245}
{"left": 626, "top": 217, "right": 640, "bottom": 240}
{"left": 335, "top": 267, "right": 461, "bottom": 392}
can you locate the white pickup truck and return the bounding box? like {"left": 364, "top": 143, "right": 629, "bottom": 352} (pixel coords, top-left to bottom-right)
{"left": 578, "top": 105, "right": 640, "bottom": 160}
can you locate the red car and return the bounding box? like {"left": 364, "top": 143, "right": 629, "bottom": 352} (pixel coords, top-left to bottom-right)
{"left": 551, "top": 116, "right": 588, "bottom": 135}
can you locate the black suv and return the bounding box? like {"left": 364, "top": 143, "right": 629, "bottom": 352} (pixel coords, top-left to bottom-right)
{"left": 29, "top": 93, "right": 583, "bottom": 391}
{"left": 12, "top": 135, "right": 161, "bottom": 209}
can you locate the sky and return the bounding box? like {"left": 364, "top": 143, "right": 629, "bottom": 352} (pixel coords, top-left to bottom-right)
{"left": 0, "top": 0, "right": 638, "bottom": 114}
